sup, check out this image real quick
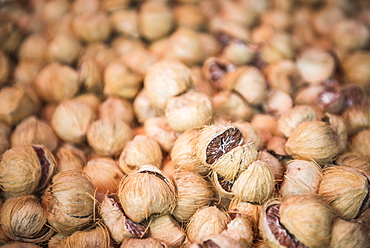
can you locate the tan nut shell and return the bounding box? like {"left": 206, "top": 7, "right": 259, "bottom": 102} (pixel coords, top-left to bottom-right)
{"left": 0, "top": 195, "right": 54, "bottom": 243}
{"left": 172, "top": 170, "right": 214, "bottom": 222}
{"left": 118, "top": 164, "right": 177, "bottom": 223}
{"left": 200, "top": 234, "right": 244, "bottom": 248}
{"left": 144, "top": 60, "right": 195, "bottom": 110}
{"left": 148, "top": 214, "right": 186, "bottom": 247}
{"left": 285, "top": 121, "right": 339, "bottom": 166}
{"left": 228, "top": 199, "right": 261, "bottom": 231}
{"left": 120, "top": 237, "right": 167, "bottom": 248}
{"left": 330, "top": 217, "right": 369, "bottom": 248}
{"left": 87, "top": 118, "right": 134, "bottom": 157}
{"left": 232, "top": 160, "right": 275, "bottom": 205}
{"left": 0, "top": 145, "right": 56, "bottom": 198}
{"left": 186, "top": 206, "right": 231, "bottom": 243}
{"left": 51, "top": 99, "right": 96, "bottom": 144}
{"left": 280, "top": 160, "right": 322, "bottom": 198}
{"left": 43, "top": 170, "right": 95, "bottom": 235}
{"left": 221, "top": 214, "right": 254, "bottom": 247}
{"left": 318, "top": 166, "right": 369, "bottom": 220}
{"left": 10, "top": 115, "right": 58, "bottom": 152}
{"left": 119, "top": 134, "right": 163, "bottom": 175}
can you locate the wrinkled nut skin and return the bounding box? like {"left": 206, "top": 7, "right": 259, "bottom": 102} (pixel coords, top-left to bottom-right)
{"left": 118, "top": 165, "right": 177, "bottom": 223}
{"left": 0, "top": 144, "right": 56, "bottom": 198}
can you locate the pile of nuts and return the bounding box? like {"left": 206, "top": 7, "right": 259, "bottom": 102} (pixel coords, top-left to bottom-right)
{"left": 0, "top": 0, "right": 369, "bottom": 247}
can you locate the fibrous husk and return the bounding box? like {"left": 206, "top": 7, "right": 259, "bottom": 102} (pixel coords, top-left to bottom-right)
{"left": 341, "top": 105, "right": 370, "bottom": 136}
{"left": 280, "top": 160, "right": 322, "bottom": 198}
{"left": 210, "top": 171, "right": 234, "bottom": 199}
{"left": 201, "top": 57, "right": 236, "bottom": 90}
{"left": 132, "top": 89, "right": 160, "bottom": 124}
{"left": 0, "top": 122, "right": 11, "bottom": 155}
{"left": 60, "top": 223, "right": 113, "bottom": 248}
{"left": 232, "top": 122, "right": 264, "bottom": 150}
{"left": 329, "top": 217, "right": 369, "bottom": 248}
{"left": 348, "top": 129, "right": 370, "bottom": 158}
{"left": 260, "top": 195, "right": 335, "bottom": 248}
{"left": 83, "top": 157, "right": 124, "bottom": 195}
{"left": 144, "top": 60, "right": 195, "bottom": 110}
{"left": 51, "top": 99, "right": 97, "bottom": 144}
{"left": 172, "top": 170, "right": 215, "bottom": 222}
{"left": 0, "top": 195, "right": 54, "bottom": 243}
{"left": 118, "top": 164, "right": 177, "bottom": 223}
{"left": 100, "top": 194, "right": 147, "bottom": 243}
{"left": 98, "top": 96, "right": 134, "bottom": 125}
{"left": 285, "top": 121, "right": 340, "bottom": 166}
{"left": 277, "top": 104, "right": 319, "bottom": 138}
{"left": 199, "top": 234, "right": 244, "bottom": 248}
{"left": 148, "top": 214, "right": 186, "bottom": 248}
{"left": 186, "top": 206, "right": 231, "bottom": 243}
{"left": 336, "top": 152, "right": 370, "bottom": 175}
{"left": 77, "top": 57, "right": 103, "bottom": 94}
{"left": 221, "top": 213, "right": 254, "bottom": 247}
{"left": 1, "top": 243, "right": 42, "bottom": 248}
{"left": 72, "top": 11, "right": 111, "bottom": 43}
{"left": 55, "top": 143, "right": 87, "bottom": 173}
{"left": 10, "top": 115, "right": 58, "bottom": 152}
{"left": 42, "top": 170, "right": 95, "bottom": 235}
{"left": 318, "top": 166, "right": 370, "bottom": 220}
{"left": 0, "top": 86, "right": 40, "bottom": 127}
{"left": 0, "top": 144, "right": 56, "bottom": 198}
{"left": 258, "top": 150, "right": 285, "bottom": 182}
{"left": 342, "top": 51, "right": 370, "bottom": 93}
{"left": 232, "top": 160, "right": 275, "bottom": 205}
{"left": 171, "top": 128, "right": 209, "bottom": 175}
{"left": 228, "top": 199, "right": 261, "bottom": 232}
{"left": 322, "top": 113, "right": 348, "bottom": 154}
{"left": 120, "top": 237, "right": 167, "bottom": 248}
{"left": 86, "top": 118, "right": 134, "bottom": 157}
{"left": 119, "top": 134, "right": 163, "bottom": 175}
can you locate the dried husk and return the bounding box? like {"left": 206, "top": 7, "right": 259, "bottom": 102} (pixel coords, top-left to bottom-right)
{"left": 100, "top": 194, "right": 148, "bottom": 243}
{"left": 260, "top": 32, "right": 294, "bottom": 64}
{"left": 73, "top": 93, "right": 102, "bottom": 112}
{"left": 285, "top": 121, "right": 340, "bottom": 166}
{"left": 133, "top": 89, "right": 160, "bottom": 124}
{"left": 79, "top": 42, "right": 116, "bottom": 69}
{"left": 329, "top": 217, "right": 369, "bottom": 248}
{"left": 0, "top": 51, "right": 10, "bottom": 86}
{"left": 201, "top": 57, "right": 236, "bottom": 90}
{"left": 0, "top": 122, "right": 11, "bottom": 155}
{"left": 100, "top": 0, "right": 129, "bottom": 12}
{"left": 83, "top": 157, "right": 124, "bottom": 195}
{"left": 212, "top": 143, "right": 259, "bottom": 181}
{"left": 228, "top": 199, "right": 261, "bottom": 232}
{"left": 261, "top": 195, "right": 335, "bottom": 248}
{"left": 10, "top": 115, "right": 58, "bottom": 152}
{"left": 48, "top": 233, "right": 66, "bottom": 248}
{"left": 163, "top": 27, "right": 205, "bottom": 66}
{"left": 258, "top": 150, "right": 285, "bottom": 182}
{"left": 210, "top": 171, "right": 235, "bottom": 199}
{"left": 148, "top": 214, "right": 186, "bottom": 247}
{"left": 323, "top": 113, "right": 348, "bottom": 154}
{"left": 47, "top": 33, "right": 82, "bottom": 65}
{"left": 109, "top": 9, "right": 139, "bottom": 38}
{"left": 103, "top": 59, "right": 143, "bottom": 100}
{"left": 51, "top": 99, "right": 96, "bottom": 144}
{"left": 18, "top": 33, "right": 47, "bottom": 63}
{"left": 120, "top": 237, "right": 167, "bottom": 248}
{"left": 138, "top": 1, "right": 173, "bottom": 41}
{"left": 333, "top": 19, "right": 370, "bottom": 52}
{"left": 208, "top": 17, "right": 250, "bottom": 43}
{"left": 34, "top": 62, "right": 80, "bottom": 103}
{"left": 86, "top": 118, "right": 134, "bottom": 157}
{"left": 221, "top": 40, "right": 255, "bottom": 66}
{"left": 223, "top": 66, "right": 267, "bottom": 106}
{"left": 341, "top": 105, "right": 370, "bottom": 136}
{"left": 278, "top": 104, "right": 319, "bottom": 138}
{"left": 186, "top": 206, "right": 231, "bottom": 243}
{"left": 232, "top": 122, "right": 264, "bottom": 150}
{"left": 77, "top": 57, "right": 103, "bottom": 94}
{"left": 13, "top": 61, "right": 42, "bottom": 87}
{"left": 0, "top": 195, "right": 54, "bottom": 243}
{"left": 143, "top": 116, "right": 180, "bottom": 153}
{"left": 263, "top": 88, "right": 293, "bottom": 118}
{"left": 232, "top": 160, "right": 275, "bottom": 205}
{"left": 199, "top": 234, "right": 244, "bottom": 248}
{"left": 55, "top": 143, "right": 87, "bottom": 173}
{"left": 1, "top": 243, "right": 42, "bottom": 248}
{"left": 318, "top": 166, "right": 370, "bottom": 220}
{"left": 212, "top": 90, "right": 254, "bottom": 122}
{"left": 72, "top": 11, "right": 111, "bottom": 43}
{"left": 296, "top": 48, "right": 335, "bottom": 84}
{"left": 144, "top": 60, "right": 195, "bottom": 110}
{"left": 348, "top": 129, "right": 370, "bottom": 158}
{"left": 221, "top": 213, "right": 254, "bottom": 247}
{"left": 165, "top": 90, "right": 213, "bottom": 132}
{"left": 0, "top": 86, "right": 40, "bottom": 127}
{"left": 0, "top": 144, "right": 56, "bottom": 198}
{"left": 218, "top": 0, "right": 257, "bottom": 27}
{"left": 251, "top": 114, "right": 280, "bottom": 139}
{"left": 342, "top": 52, "right": 370, "bottom": 93}
{"left": 119, "top": 134, "right": 162, "bottom": 175}
{"left": 60, "top": 223, "right": 112, "bottom": 248}
{"left": 173, "top": 4, "right": 206, "bottom": 31}
{"left": 98, "top": 96, "right": 134, "bottom": 124}
{"left": 43, "top": 170, "right": 95, "bottom": 235}
{"left": 260, "top": 9, "right": 291, "bottom": 31}
{"left": 171, "top": 128, "right": 209, "bottom": 175}
{"left": 172, "top": 170, "right": 215, "bottom": 222}
{"left": 336, "top": 152, "right": 370, "bottom": 175}
{"left": 120, "top": 44, "right": 159, "bottom": 76}
{"left": 280, "top": 160, "right": 322, "bottom": 198}
{"left": 118, "top": 164, "right": 177, "bottom": 223}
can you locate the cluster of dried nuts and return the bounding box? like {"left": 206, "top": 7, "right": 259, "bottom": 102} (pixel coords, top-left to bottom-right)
{"left": 0, "top": 0, "right": 369, "bottom": 247}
